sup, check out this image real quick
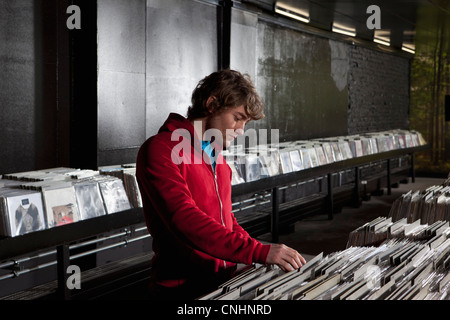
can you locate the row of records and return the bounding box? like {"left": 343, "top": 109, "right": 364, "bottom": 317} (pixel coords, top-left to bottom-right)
{"left": 200, "top": 220, "right": 450, "bottom": 300}
{"left": 224, "top": 129, "right": 426, "bottom": 185}
{"left": 0, "top": 168, "right": 133, "bottom": 238}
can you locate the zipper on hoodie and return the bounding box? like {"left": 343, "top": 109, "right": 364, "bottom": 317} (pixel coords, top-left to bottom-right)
{"left": 213, "top": 171, "right": 224, "bottom": 226}
{"left": 210, "top": 163, "right": 227, "bottom": 269}
{"left": 201, "top": 144, "right": 227, "bottom": 269}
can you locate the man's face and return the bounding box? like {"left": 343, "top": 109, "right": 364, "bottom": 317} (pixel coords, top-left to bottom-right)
{"left": 205, "top": 105, "right": 250, "bottom": 149}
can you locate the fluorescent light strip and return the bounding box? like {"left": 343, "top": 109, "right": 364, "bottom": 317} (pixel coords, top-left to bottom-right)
{"left": 274, "top": 4, "right": 310, "bottom": 23}
{"left": 373, "top": 38, "right": 390, "bottom": 46}
{"left": 401, "top": 46, "right": 415, "bottom": 54}
{"left": 373, "top": 30, "right": 390, "bottom": 46}
{"left": 332, "top": 23, "right": 356, "bottom": 37}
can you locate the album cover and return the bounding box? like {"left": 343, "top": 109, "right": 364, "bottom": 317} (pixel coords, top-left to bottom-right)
{"left": 229, "top": 162, "right": 245, "bottom": 185}
{"left": 98, "top": 178, "right": 132, "bottom": 214}
{"left": 314, "top": 145, "right": 328, "bottom": 166}
{"left": 344, "top": 141, "right": 354, "bottom": 159}
{"left": 0, "top": 194, "right": 8, "bottom": 236}
{"left": 330, "top": 142, "right": 343, "bottom": 161}
{"left": 3, "top": 190, "right": 46, "bottom": 237}
{"left": 244, "top": 155, "right": 260, "bottom": 182}
{"left": 258, "top": 156, "right": 270, "bottom": 179}
{"left": 122, "top": 169, "right": 143, "bottom": 208}
{"left": 280, "top": 151, "right": 293, "bottom": 174}
{"left": 393, "top": 134, "right": 400, "bottom": 150}
{"left": 398, "top": 134, "right": 406, "bottom": 148}
{"left": 259, "top": 153, "right": 281, "bottom": 177}
{"left": 74, "top": 182, "right": 107, "bottom": 220}
{"left": 385, "top": 134, "right": 395, "bottom": 151}
{"left": 289, "top": 150, "right": 303, "bottom": 171}
{"left": 299, "top": 148, "right": 312, "bottom": 169}
{"left": 339, "top": 142, "right": 353, "bottom": 160}
{"left": 321, "top": 142, "right": 335, "bottom": 163}
{"left": 415, "top": 131, "right": 427, "bottom": 145}
{"left": 354, "top": 139, "right": 363, "bottom": 157}
{"left": 0, "top": 188, "right": 20, "bottom": 236}
{"left": 307, "top": 147, "right": 319, "bottom": 167}
{"left": 369, "top": 138, "right": 378, "bottom": 154}
{"left": 347, "top": 140, "right": 357, "bottom": 157}
{"left": 267, "top": 152, "right": 281, "bottom": 176}
{"left": 360, "top": 138, "right": 370, "bottom": 155}
{"left": 405, "top": 134, "right": 413, "bottom": 148}
{"left": 376, "top": 135, "right": 390, "bottom": 152}
{"left": 410, "top": 132, "right": 420, "bottom": 147}
{"left": 42, "top": 185, "right": 80, "bottom": 227}
{"left": 337, "top": 142, "right": 348, "bottom": 160}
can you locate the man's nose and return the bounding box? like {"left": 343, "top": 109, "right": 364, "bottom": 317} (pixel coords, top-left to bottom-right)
{"left": 235, "top": 128, "right": 244, "bottom": 136}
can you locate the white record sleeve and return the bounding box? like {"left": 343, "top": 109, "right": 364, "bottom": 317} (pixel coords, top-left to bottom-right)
{"left": 280, "top": 151, "right": 293, "bottom": 174}
{"left": 6, "top": 191, "right": 46, "bottom": 237}
{"left": 74, "top": 182, "right": 107, "bottom": 220}
{"left": 42, "top": 185, "right": 80, "bottom": 227}
{"left": 229, "top": 162, "right": 245, "bottom": 185}
{"left": 307, "top": 148, "right": 318, "bottom": 167}
{"left": 98, "top": 179, "right": 132, "bottom": 214}
{"left": 315, "top": 146, "right": 328, "bottom": 166}
{"left": 289, "top": 150, "right": 303, "bottom": 171}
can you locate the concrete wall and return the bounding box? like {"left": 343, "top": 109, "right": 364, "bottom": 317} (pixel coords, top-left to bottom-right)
{"left": 348, "top": 46, "right": 410, "bottom": 134}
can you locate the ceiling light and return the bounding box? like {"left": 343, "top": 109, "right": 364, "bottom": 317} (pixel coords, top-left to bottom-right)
{"left": 332, "top": 22, "right": 356, "bottom": 37}
{"left": 274, "top": 2, "right": 310, "bottom": 24}
{"left": 401, "top": 45, "right": 415, "bottom": 54}
{"left": 373, "top": 29, "right": 390, "bottom": 46}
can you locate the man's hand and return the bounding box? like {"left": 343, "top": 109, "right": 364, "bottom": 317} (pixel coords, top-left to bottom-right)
{"left": 266, "top": 243, "right": 306, "bottom": 272}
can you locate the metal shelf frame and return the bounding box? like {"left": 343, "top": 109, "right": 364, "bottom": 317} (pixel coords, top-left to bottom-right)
{"left": 232, "top": 145, "right": 428, "bottom": 242}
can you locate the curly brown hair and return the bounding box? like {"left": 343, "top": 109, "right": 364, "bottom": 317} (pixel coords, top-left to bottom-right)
{"left": 187, "top": 69, "right": 265, "bottom": 121}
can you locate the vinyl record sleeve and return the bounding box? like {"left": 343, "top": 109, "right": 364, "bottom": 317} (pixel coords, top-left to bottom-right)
{"left": 5, "top": 190, "right": 46, "bottom": 237}
{"left": 338, "top": 142, "right": 348, "bottom": 160}
{"left": 321, "top": 142, "right": 335, "bottom": 163}
{"left": 340, "top": 142, "right": 353, "bottom": 159}
{"left": 266, "top": 152, "right": 281, "bottom": 176}
{"left": 74, "top": 182, "right": 107, "bottom": 220}
{"left": 315, "top": 146, "right": 328, "bottom": 166}
{"left": 299, "top": 148, "right": 312, "bottom": 169}
{"left": 42, "top": 185, "right": 80, "bottom": 227}
{"left": 229, "top": 162, "right": 245, "bottom": 185}
{"left": 354, "top": 139, "right": 363, "bottom": 157}
{"left": 289, "top": 150, "right": 303, "bottom": 171}
{"left": 360, "top": 138, "right": 371, "bottom": 155}
{"left": 98, "top": 178, "right": 131, "bottom": 214}
{"left": 257, "top": 156, "right": 270, "bottom": 178}
{"left": 123, "top": 169, "right": 143, "bottom": 208}
{"left": 307, "top": 147, "right": 319, "bottom": 167}
{"left": 280, "top": 151, "right": 293, "bottom": 174}
{"left": 347, "top": 140, "right": 357, "bottom": 157}
{"left": 330, "top": 143, "right": 343, "bottom": 161}
{"left": 376, "top": 136, "right": 388, "bottom": 152}
{"left": 369, "top": 138, "right": 378, "bottom": 154}
{"left": 244, "top": 155, "right": 260, "bottom": 182}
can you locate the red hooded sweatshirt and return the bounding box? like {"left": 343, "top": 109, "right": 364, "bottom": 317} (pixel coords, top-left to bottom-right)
{"left": 136, "top": 113, "right": 270, "bottom": 294}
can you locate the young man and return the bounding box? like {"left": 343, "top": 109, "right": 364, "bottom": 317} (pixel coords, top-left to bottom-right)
{"left": 136, "top": 69, "right": 305, "bottom": 299}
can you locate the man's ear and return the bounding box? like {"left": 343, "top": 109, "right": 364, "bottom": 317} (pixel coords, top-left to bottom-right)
{"left": 206, "top": 96, "right": 217, "bottom": 114}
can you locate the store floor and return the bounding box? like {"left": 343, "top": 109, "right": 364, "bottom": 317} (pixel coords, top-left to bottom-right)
{"left": 256, "top": 176, "right": 446, "bottom": 262}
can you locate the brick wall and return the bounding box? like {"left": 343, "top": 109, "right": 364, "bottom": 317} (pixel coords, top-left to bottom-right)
{"left": 348, "top": 46, "right": 411, "bottom": 134}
